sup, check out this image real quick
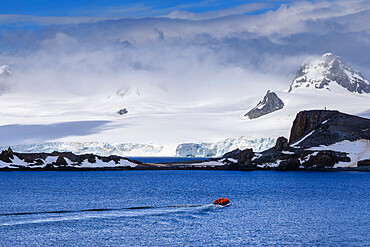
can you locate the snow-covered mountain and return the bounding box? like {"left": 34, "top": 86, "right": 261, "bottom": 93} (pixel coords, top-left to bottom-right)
{"left": 289, "top": 53, "right": 370, "bottom": 94}
{"left": 0, "top": 54, "right": 369, "bottom": 157}
{"left": 0, "top": 65, "right": 11, "bottom": 78}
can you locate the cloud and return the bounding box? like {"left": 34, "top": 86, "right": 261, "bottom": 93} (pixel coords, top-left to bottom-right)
{"left": 0, "top": 0, "right": 369, "bottom": 102}
{"left": 165, "top": 3, "right": 272, "bottom": 20}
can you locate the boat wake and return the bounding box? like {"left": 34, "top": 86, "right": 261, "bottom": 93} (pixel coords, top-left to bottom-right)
{"left": 0, "top": 204, "right": 224, "bottom": 226}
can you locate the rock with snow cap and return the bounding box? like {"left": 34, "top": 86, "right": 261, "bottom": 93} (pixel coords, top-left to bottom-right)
{"left": 244, "top": 90, "right": 284, "bottom": 119}
{"left": 289, "top": 53, "right": 370, "bottom": 94}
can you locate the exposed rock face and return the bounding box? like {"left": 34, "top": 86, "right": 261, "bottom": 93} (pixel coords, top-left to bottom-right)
{"left": 117, "top": 108, "right": 128, "bottom": 115}
{"left": 301, "top": 151, "right": 350, "bottom": 169}
{"left": 223, "top": 148, "right": 254, "bottom": 165}
{"left": 223, "top": 110, "right": 369, "bottom": 170}
{"left": 275, "top": 136, "right": 289, "bottom": 151}
{"left": 0, "top": 147, "right": 14, "bottom": 163}
{"left": 278, "top": 157, "right": 300, "bottom": 171}
{"left": 289, "top": 53, "right": 370, "bottom": 94}
{"left": 358, "top": 159, "right": 370, "bottom": 167}
{"left": 245, "top": 90, "right": 284, "bottom": 119}
{"left": 289, "top": 110, "right": 338, "bottom": 144}
{"left": 289, "top": 110, "right": 370, "bottom": 148}
{"left": 55, "top": 156, "right": 68, "bottom": 166}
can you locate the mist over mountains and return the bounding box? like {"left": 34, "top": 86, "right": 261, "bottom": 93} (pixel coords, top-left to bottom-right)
{"left": 1, "top": 0, "right": 370, "bottom": 99}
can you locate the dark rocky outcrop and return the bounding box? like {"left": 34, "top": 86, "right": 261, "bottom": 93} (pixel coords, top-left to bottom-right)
{"left": 289, "top": 110, "right": 338, "bottom": 144}
{"left": 223, "top": 148, "right": 255, "bottom": 170}
{"left": 289, "top": 110, "right": 370, "bottom": 148}
{"left": 55, "top": 156, "right": 68, "bottom": 166}
{"left": 278, "top": 157, "right": 300, "bottom": 171}
{"left": 224, "top": 110, "right": 369, "bottom": 170}
{"left": 116, "top": 108, "right": 128, "bottom": 115}
{"left": 275, "top": 136, "right": 289, "bottom": 151}
{"left": 358, "top": 159, "right": 370, "bottom": 167}
{"left": 223, "top": 148, "right": 254, "bottom": 164}
{"left": 301, "top": 151, "right": 350, "bottom": 169}
{"left": 0, "top": 147, "right": 14, "bottom": 163}
{"left": 245, "top": 90, "right": 284, "bottom": 119}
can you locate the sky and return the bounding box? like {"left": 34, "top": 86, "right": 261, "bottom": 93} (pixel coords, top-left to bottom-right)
{"left": 0, "top": 0, "right": 370, "bottom": 99}
{"left": 1, "top": 0, "right": 288, "bottom": 17}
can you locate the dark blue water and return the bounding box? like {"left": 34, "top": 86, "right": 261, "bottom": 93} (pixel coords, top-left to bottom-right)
{"left": 0, "top": 171, "right": 369, "bottom": 246}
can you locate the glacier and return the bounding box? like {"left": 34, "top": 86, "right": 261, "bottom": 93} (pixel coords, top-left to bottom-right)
{"left": 0, "top": 142, "right": 164, "bottom": 157}
{"left": 0, "top": 137, "right": 277, "bottom": 158}
{"left": 176, "top": 136, "right": 276, "bottom": 157}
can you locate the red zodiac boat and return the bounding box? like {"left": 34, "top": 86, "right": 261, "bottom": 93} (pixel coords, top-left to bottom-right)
{"left": 213, "top": 197, "right": 230, "bottom": 206}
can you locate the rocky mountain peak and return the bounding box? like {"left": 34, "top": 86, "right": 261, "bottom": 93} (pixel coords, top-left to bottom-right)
{"left": 289, "top": 53, "right": 370, "bottom": 94}
{"left": 244, "top": 90, "right": 284, "bottom": 119}
{"left": 0, "top": 65, "right": 11, "bottom": 78}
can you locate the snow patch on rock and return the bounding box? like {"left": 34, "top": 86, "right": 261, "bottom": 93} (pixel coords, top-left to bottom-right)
{"left": 308, "top": 139, "right": 370, "bottom": 167}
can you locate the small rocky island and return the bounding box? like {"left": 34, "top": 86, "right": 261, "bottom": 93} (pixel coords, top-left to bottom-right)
{"left": 0, "top": 110, "right": 369, "bottom": 171}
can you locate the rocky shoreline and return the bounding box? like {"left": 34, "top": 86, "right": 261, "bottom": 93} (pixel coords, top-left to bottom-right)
{"left": 1, "top": 110, "right": 369, "bottom": 171}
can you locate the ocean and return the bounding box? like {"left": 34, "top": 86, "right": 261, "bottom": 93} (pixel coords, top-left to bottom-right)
{"left": 0, "top": 170, "right": 369, "bottom": 246}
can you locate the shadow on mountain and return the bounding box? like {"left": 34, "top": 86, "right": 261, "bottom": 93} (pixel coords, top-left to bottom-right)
{"left": 0, "top": 121, "right": 112, "bottom": 146}
{"left": 358, "top": 109, "right": 370, "bottom": 119}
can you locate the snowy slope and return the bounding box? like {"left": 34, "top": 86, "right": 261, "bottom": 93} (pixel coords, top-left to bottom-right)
{"left": 0, "top": 54, "right": 369, "bottom": 156}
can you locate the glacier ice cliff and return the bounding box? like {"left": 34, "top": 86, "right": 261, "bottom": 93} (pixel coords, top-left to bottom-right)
{"left": 176, "top": 137, "right": 276, "bottom": 157}
{"left": 0, "top": 137, "right": 276, "bottom": 158}
{"left": 0, "top": 142, "right": 164, "bottom": 157}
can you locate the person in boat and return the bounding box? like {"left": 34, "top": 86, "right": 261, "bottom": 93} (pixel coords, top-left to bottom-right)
{"left": 214, "top": 197, "right": 229, "bottom": 205}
